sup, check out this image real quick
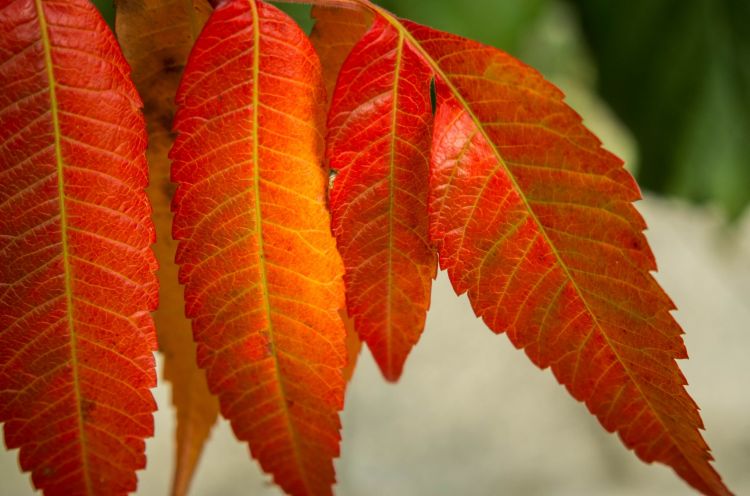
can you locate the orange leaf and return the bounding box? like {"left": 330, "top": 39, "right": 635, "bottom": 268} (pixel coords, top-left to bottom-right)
{"left": 327, "top": 16, "right": 437, "bottom": 380}
{"left": 115, "top": 1, "right": 220, "bottom": 494}
{"left": 318, "top": 1, "right": 730, "bottom": 493}
{"left": 339, "top": 308, "right": 362, "bottom": 383}
{"left": 0, "top": 0, "right": 158, "bottom": 494}
{"left": 400, "top": 19, "right": 729, "bottom": 496}
{"left": 170, "top": 1, "right": 348, "bottom": 495}
{"left": 310, "top": 4, "right": 372, "bottom": 103}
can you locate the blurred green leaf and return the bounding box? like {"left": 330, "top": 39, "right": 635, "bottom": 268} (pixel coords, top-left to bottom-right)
{"left": 376, "top": 0, "right": 547, "bottom": 54}
{"left": 571, "top": 0, "right": 750, "bottom": 218}
{"left": 276, "top": 3, "right": 313, "bottom": 33}
{"left": 92, "top": 0, "right": 115, "bottom": 30}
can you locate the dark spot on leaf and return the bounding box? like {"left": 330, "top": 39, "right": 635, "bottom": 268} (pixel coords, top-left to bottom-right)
{"left": 162, "top": 179, "right": 177, "bottom": 200}
{"left": 162, "top": 56, "right": 184, "bottom": 75}
{"left": 328, "top": 168, "right": 339, "bottom": 191}
{"left": 159, "top": 111, "right": 174, "bottom": 132}
{"left": 81, "top": 398, "right": 95, "bottom": 420}
{"left": 429, "top": 77, "right": 437, "bottom": 114}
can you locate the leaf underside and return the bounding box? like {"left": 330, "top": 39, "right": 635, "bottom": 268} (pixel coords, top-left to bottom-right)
{"left": 114, "top": 1, "right": 220, "bottom": 494}
{"left": 0, "top": 0, "right": 158, "bottom": 494}
{"left": 170, "top": 1, "right": 348, "bottom": 495}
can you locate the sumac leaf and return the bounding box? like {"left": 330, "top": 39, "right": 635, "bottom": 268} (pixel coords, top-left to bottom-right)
{"left": 170, "top": 1, "right": 348, "bottom": 495}
{"left": 316, "top": 1, "right": 730, "bottom": 493}
{"left": 0, "top": 0, "right": 158, "bottom": 494}
{"left": 310, "top": 4, "right": 372, "bottom": 103}
{"left": 327, "top": 16, "right": 437, "bottom": 381}
{"left": 115, "top": 1, "right": 219, "bottom": 494}
{"left": 407, "top": 20, "right": 730, "bottom": 496}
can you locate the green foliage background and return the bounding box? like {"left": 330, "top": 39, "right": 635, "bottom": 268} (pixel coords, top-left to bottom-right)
{"left": 94, "top": 0, "right": 750, "bottom": 219}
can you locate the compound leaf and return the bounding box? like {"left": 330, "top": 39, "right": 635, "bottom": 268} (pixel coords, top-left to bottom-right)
{"left": 318, "top": 2, "right": 731, "bottom": 493}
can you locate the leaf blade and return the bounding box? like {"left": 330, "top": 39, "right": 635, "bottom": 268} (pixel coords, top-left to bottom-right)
{"left": 170, "top": 1, "right": 347, "bottom": 494}
{"left": 394, "top": 20, "right": 730, "bottom": 495}
{"left": 114, "top": 1, "right": 220, "bottom": 494}
{"left": 326, "top": 16, "right": 436, "bottom": 380}
{"left": 310, "top": 4, "right": 372, "bottom": 103}
{"left": 0, "top": 0, "right": 158, "bottom": 493}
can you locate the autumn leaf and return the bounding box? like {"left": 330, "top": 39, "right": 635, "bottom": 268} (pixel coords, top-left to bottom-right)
{"left": 309, "top": 5, "right": 372, "bottom": 104}
{"left": 315, "top": 2, "right": 731, "bottom": 494}
{"left": 327, "top": 16, "right": 437, "bottom": 380}
{"left": 0, "top": 0, "right": 157, "bottom": 494}
{"left": 170, "top": 1, "right": 348, "bottom": 495}
{"left": 115, "top": 1, "right": 220, "bottom": 494}
{"left": 308, "top": 5, "right": 372, "bottom": 383}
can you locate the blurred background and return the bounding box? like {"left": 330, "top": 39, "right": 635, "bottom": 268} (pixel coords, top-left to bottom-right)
{"left": 2, "top": 0, "right": 748, "bottom": 495}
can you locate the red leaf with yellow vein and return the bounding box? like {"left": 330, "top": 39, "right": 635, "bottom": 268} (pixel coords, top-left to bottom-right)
{"left": 115, "top": 1, "right": 219, "bottom": 494}
{"left": 170, "top": 1, "right": 347, "bottom": 495}
{"left": 311, "top": 1, "right": 730, "bottom": 493}
{"left": 401, "top": 18, "right": 727, "bottom": 496}
{"left": 327, "top": 16, "right": 437, "bottom": 380}
{"left": 0, "top": 0, "right": 157, "bottom": 494}
{"left": 0, "top": 0, "right": 732, "bottom": 494}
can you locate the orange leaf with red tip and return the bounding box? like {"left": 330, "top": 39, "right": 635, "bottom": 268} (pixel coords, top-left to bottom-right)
{"left": 327, "top": 16, "right": 437, "bottom": 381}
{"left": 0, "top": 0, "right": 158, "bottom": 494}
{"left": 170, "top": 1, "right": 348, "bottom": 495}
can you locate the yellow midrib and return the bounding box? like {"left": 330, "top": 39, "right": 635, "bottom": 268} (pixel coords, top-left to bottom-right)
{"left": 33, "top": 0, "right": 93, "bottom": 494}
{"left": 247, "top": 1, "right": 313, "bottom": 493}
{"left": 383, "top": 31, "right": 404, "bottom": 378}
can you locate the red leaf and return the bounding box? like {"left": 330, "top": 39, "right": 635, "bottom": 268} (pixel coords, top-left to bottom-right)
{"left": 402, "top": 21, "right": 730, "bottom": 496}
{"left": 327, "top": 17, "right": 437, "bottom": 380}
{"left": 316, "top": 1, "right": 729, "bottom": 492}
{"left": 170, "top": 1, "right": 347, "bottom": 495}
{"left": 0, "top": 0, "right": 158, "bottom": 494}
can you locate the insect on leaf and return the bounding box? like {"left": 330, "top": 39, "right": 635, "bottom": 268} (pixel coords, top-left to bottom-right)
{"left": 115, "top": 1, "right": 220, "bottom": 494}
{"left": 170, "top": 1, "right": 348, "bottom": 495}
{"left": 0, "top": 0, "right": 158, "bottom": 493}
